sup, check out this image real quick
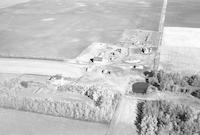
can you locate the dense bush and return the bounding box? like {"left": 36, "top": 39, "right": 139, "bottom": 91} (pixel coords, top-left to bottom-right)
{"left": 57, "top": 84, "right": 120, "bottom": 109}
{"left": 20, "top": 81, "right": 28, "bottom": 88}
{"left": 135, "top": 100, "right": 200, "bottom": 135}
{"left": 146, "top": 70, "right": 200, "bottom": 99}
{"left": 191, "top": 90, "right": 200, "bottom": 99}
{"left": 0, "top": 78, "right": 120, "bottom": 123}
{"left": 0, "top": 94, "right": 114, "bottom": 123}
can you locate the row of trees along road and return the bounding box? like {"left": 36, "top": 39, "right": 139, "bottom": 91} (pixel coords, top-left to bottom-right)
{"left": 146, "top": 70, "right": 200, "bottom": 99}
{"left": 135, "top": 100, "right": 200, "bottom": 135}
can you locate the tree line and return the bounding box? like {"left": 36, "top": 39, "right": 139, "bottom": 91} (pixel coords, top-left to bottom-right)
{"left": 146, "top": 70, "right": 200, "bottom": 99}
{"left": 135, "top": 100, "right": 200, "bottom": 135}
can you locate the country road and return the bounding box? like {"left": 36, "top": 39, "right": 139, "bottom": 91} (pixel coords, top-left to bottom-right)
{"left": 106, "top": 96, "right": 138, "bottom": 135}
{"left": 0, "top": 58, "right": 86, "bottom": 77}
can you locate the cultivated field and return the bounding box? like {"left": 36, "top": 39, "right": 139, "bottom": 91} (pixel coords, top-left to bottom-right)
{"left": 0, "top": 108, "right": 109, "bottom": 135}
{"left": 165, "top": 0, "right": 200, "bottom": 28}
{"left": 159, "top": 27, "right": 200, "bottom": 75}
{"left": 0, "top": 0, "right": 163, "bottom": 59}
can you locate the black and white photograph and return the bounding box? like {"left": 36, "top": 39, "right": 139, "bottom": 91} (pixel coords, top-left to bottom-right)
{"left": 0, "top": 0, "right": 199, "bottom": 135}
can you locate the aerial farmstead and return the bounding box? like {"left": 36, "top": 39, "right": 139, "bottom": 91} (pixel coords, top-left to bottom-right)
{"left": 0, "top": 0, "right": 200, "bottom": 135}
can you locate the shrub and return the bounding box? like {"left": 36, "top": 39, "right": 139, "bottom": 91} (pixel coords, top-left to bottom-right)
{"left": 191, "top": 90, "right": 200, "bottom": 99}
{"left": 135, "top": 100, "right": 200, "bottom": 135}
{"left": 20, "top": 81, "right": 28, "bottom": 88}
{"left": 0, "top": 78, "right": 120, "bottom": 123}
{"left": 0, "top": 94, "right": 114, "bottom": 123}
{"left": 146, "top": 70, "right": 200, "bottom": 99}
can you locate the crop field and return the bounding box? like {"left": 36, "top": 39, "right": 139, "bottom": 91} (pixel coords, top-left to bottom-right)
{"left": 165, "top": 0, "right": 200, "bottom": 28}
{"left": 159, "top": 27, "right": 200, "bottom": 74}
{"left": 0, "top": 108, "right": 109, "bottom": 135}
{"left": 0, "top": 0, "right": 163, "bottom": 59}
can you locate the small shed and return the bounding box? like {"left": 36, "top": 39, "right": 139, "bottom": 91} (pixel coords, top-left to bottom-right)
{"left": 132, "top": 82, "right": 148, "bottom": 94}
{"left": 93, "top": 57, "right": 103, "bottom": 61}
{"left": 90, "top": 57, "right": 103, "bottom": 63}
{"left": 141, "top": 47, "right": 152, "bottom": 54}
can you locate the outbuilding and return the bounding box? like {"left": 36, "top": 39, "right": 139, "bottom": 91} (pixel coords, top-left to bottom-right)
{"left": 90, "top": 57, "right": 103, "bottom": 63}
{"left": 141, "top": 47, "right": 152, "bottom": 54}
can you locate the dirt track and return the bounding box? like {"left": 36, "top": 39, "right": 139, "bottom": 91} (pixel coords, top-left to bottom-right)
{"left": 106, "top": 96, "right": 138, "bottom": 135}
{"left": 0, "top": 57, "right": 86, "bottom": 77}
